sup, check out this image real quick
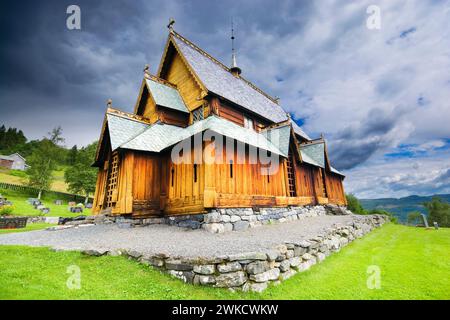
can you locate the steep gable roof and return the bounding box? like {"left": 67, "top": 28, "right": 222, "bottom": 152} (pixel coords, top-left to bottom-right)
{"left": 164, "top": 32, "right": 288, "bottom": 123}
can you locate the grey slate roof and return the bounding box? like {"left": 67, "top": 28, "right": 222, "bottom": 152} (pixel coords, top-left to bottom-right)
{"left": 0, "top": 155, "right": 14, "bottom": 161}
{"left": 145, "top": 78, "right": 189, "bottom": 113}
{"left": 106, "top": 113, "right": 149, "bottom": 151}
{"left": 171, "top": 34, "right": 311, "bottom": 141}
{"left": 105, "top": 111, "right": 343, "bottom": 175}
{"left": 107, "top": 112, "right": 285, "bottom": 156}
{"left": 172, "top": 35, "right": 288, "bottom": 123}
{"left": 299, "top": 141, "right": 345, "bottom": 176}
{"left": 262, "top": 124, "right": 291, "bottom": 157}
{"left": 300, "top": 142, "right": 325, "bottom": 168}
{"left": 291, "top": 121, "right": 311, "bottom": 140}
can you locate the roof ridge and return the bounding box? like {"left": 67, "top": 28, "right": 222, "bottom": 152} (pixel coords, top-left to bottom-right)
{"left": 106, "top": 107, "right": 151, "bottom": 124}
{"left": 171, "top": 30, "right": 280, "bottom": 105}
{"left": 145, "top": 74, "right": 178, "bottom": 89}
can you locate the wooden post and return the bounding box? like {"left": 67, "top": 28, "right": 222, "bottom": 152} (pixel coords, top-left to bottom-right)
{"left": 203, "top": 140, "right": 216, "bottom": 208}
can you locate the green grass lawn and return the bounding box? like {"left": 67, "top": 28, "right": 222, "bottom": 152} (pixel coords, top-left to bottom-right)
{"left": 0, "top": 223, "right": 449, "bottom": 300}
{"left": 0, "top": 188, "right": 91, "bottom": 217}
{"left": 0, "top": 166, "right": 69, "bottom": 193}
{"left": 0, "top": 223, "right": 56, "bottom": 235}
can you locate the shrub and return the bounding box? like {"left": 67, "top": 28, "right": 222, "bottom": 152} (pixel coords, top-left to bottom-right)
{"left": 9, "top": 169, "right": 28, "bottom": 178}
{"left": 0, "top": 205, "right": 15, "bottom": 216}
{"left": 345, "top": 194, "right": 367, "bottom": 215}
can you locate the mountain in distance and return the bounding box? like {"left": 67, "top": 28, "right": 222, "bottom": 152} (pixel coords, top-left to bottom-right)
{"left": 360, "top": 194, "right": 450, "bottom": 222}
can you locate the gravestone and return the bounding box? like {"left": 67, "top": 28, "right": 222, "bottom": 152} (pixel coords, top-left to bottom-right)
{"left": 85, "top": 203, "right": 93, "bottom": 209}
{"left": 40, "top": 208, "right": 50, "bottom": 214}
{"left": 70, "top": 206, "right": 83, "bottom": 213}
{"left": 433, "top": 222, "right": 439, "bottom": 230}
{"left": 68, "top": 201, "right": 76, "bottom": 207}
{"left": 54, "top": 200, "right": 63, "bottom": 205}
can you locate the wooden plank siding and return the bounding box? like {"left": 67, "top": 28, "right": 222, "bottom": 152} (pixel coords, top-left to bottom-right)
{"left": 164, "top": 51, "right": 204, "bottom": 111}
{"left": 165, "top": 142, "right": 206, "bottom": 214}
{"left": 158, "top": 106, "right": 189, "bottom": 127}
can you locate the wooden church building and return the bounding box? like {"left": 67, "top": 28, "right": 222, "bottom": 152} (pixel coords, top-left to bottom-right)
{"left": 92, "top": 25, "right": 347, "bottom": 217}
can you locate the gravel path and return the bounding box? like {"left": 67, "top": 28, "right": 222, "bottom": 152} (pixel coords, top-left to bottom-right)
{"left": 0, "top": 215, "right": 358, "bottom": 257}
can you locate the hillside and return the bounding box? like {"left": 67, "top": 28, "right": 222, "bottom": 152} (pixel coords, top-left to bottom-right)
{"left": 0, "top": 167, "right": 69, "bottom": 193}
{"left": 361, "top": 194, "right": 450, "bottom": 222}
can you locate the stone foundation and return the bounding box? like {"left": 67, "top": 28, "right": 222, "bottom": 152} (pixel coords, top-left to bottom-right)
{"left": 80, "top": 204, "right": 352, "bottom": 233}
{"left": 81, "top": 214, "right": 389, "bottom": 292}
{"left": 201, "top": 205, "right": 351, "bottom": 233}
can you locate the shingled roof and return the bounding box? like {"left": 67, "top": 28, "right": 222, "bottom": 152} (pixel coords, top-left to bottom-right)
{"left": 105, "top": 111, "right": 285, "bottom": 157}
{"left": 168, "top": 32, "right": 310, "bottom": 140}
{"left": 145, "top": 77, "right": 189, "bottom": 113}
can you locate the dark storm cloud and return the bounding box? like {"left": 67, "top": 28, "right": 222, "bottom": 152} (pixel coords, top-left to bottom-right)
{"left": 328, "top": 107, "right": 405, "bottom": 170}
{"left": 0, "top": 0, "right": 315, "bottom": 147}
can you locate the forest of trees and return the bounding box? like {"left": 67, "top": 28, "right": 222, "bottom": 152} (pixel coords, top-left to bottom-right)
{"left": 347, "top": 193, "right": 450, "bottom": 227}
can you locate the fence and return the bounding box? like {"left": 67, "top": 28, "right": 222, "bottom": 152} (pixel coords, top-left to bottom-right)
{"left": 0, "top": 182, "right": 93, "bottom": 203}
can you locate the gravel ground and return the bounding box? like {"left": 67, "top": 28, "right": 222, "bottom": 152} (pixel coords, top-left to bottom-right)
{"left": 0, "top": 215, "right": 358, "bottom": 257}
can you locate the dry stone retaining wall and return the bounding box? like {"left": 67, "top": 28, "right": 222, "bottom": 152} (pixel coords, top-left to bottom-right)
{"left": 82, "top": 214, "right": 389, "bottom": 292}
{"left": 85, "top": 205, "right": 352, "bottom": 233}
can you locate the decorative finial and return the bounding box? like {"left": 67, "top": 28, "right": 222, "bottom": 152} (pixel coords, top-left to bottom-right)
{"left": 320, "top": 133, "right": 324, "bottom": 140}
{"left": 274, "top": 97, "right": 280, "bottom": 104}
{"left": 143, "top": 64, "right": 151, "bottom": 78}
{"left": 107, "top": 99, "right": 112, "bottom": 108}
{"left": 230, "top": 18, "right": 242, "bottom": 77}
{"left": 167, "top": 18, "right": 175, "bottom": 31}
{"left": 286, "top": 112, "right": 291, "bottom": 120}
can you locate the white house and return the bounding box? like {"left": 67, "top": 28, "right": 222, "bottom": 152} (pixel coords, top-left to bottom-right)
{"left": 0, "top": 153, "right": 29, "bottom": 171}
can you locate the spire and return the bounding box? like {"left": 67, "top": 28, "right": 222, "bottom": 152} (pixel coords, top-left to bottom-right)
{"left": 143, "top": 64, "right": 151, "bottom": 78}
{"left": 167, "top": 18, "right": 175, "bottom": 33}
{"left": 230, "top": 19, "right": 242, "bottom": 77}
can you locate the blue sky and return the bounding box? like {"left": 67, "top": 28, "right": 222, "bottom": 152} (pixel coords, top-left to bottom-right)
{"left": 0, "top": 0, "right": 449, "bottom": 198}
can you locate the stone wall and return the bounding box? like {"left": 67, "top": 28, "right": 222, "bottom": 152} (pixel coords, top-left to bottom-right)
{"left": 83, "top": 204, "right": 352, "bottom": 233}
{"left": 81, "top": 214, "right": 389, "bottom": 292}
{"left": 201, "top": 205, "right": 352, "bottom": 233}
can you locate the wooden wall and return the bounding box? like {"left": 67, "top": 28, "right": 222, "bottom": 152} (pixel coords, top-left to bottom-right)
{"left": 325, "top": 173, "right": 347, "bottom": 205}
{"left": 165, "top": 143, "right": 205, "bottom": 214}
{"left": 214, "top": 98, "right": 270, "bottom": 132}
{"left": 93, "top": 142, "right": 347, "bottom": 217}
{"left": 294, "top": 163, "right": 316, "bottom": 204}
{"left": 131, "top": 152, "right": 162, "bottom": 216}
{"left": 164, "top": 51, "right": 203, "bottom": 111}
{"left": 159, "top": 107, "right": 189, "bottom": 127}
{"left": 92, "top": 160, "right": 109, "bottom": 214}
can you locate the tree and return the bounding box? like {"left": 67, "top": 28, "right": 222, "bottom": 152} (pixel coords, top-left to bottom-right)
{"left": 27, "top": 139, "right": 57, "bottom": 199}
{"left": 407, "top": 211, "right": 422, "bottom": 225}
{"left": 423, "top": 197, "right": 450, "bottom": 227}
{"left": 64, "top": 141, "right": 98, "bottom": 203}
{"left": 345, "top": 194, "right": 367, "bottom": 215}
{"left": 67, "top": 145, "right": 78, "bottom": 165}
{"left": 47, "top": 126, "right": 65, "bottom": 145}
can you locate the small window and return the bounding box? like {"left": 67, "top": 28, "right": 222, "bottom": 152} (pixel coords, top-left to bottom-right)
{"left": 171, "top": 167, "right": 175, "bottom": 187}
{"left": 229, "top": 160, "right": 233, "bottom": 178}
{"left": 192, "top": 107, "right": 204, "bottom": 123}
{"left": 244, "top": 116, "right": 254, "bottom": 130}
{"left": 193, "top": 164, "right": 198, "bottom": 183}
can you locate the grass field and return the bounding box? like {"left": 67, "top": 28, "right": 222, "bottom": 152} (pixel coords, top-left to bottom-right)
{"left": 0, "top": 188, "right": 91, "bottom": 217}
{"left": 0, "top": 224, "right": 449, "bottom": 300}
{"left": 0, "top": 166, "right": 69, "bottom": 193}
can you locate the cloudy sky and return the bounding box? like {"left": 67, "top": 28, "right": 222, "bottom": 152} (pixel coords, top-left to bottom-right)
{"left": 1, "top": 0, "right": 449, "bottom": 199}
